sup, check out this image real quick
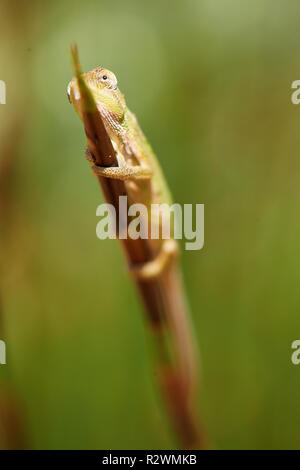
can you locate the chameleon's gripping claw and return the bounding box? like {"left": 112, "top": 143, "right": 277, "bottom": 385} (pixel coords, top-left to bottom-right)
{"left": 129, "top": 239, "right": 179, "bottom": 280}
{"left": 85, "top": 147, "right": 152, "bottom": 181}
{"left": 91, "top": 163, "right": 152, "bottom": 181}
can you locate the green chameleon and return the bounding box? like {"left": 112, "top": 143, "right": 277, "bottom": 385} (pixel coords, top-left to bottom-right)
{"left": 67, "top": 51, "right": 202, "bottom": 447}
{"left": 67, "top": 63, "right": 179, "bottom": 279}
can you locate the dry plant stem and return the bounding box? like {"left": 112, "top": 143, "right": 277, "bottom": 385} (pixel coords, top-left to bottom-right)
{"left": 0, "top": 0, "right": 38, "bottom": 449}
{"left": 0, "top": 119, "right": 28, "bottom": 450}
{"left": 71, "top": 45, "right": 206, "bottom": 449}
{"left": 0, "top": 386, "right": 27, "bottom": 450}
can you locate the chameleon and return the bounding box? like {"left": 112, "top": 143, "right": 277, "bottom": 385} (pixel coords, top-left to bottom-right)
{"left": 67, "top": 51, "right": 202, "bottom": 448}
{"left": 67, "top": 64, "right": 179, "bottom": 279}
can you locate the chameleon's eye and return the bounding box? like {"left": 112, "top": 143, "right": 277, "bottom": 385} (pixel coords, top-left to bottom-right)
{"left": 97, "top": 69, "right": 118, "bottom": 89}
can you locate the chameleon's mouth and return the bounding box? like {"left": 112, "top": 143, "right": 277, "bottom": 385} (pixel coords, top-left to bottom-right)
{"left": 67, "top": 79, "right": 81, "bottom": 104}
{"left": 67, "top": 82, "right": 71, "bottom": 103}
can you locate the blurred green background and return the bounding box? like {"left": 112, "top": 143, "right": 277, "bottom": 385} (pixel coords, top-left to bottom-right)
{"left": 1, "top": 0, "right": 300, "bottom": 449}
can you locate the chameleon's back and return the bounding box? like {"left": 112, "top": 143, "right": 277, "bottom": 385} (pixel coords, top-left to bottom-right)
{"left": 125, "top": 107, "right": 173, "bottom": 207}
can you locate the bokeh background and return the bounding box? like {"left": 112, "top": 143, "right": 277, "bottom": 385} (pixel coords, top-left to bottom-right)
{"left": 1, "top": 0, "right": 300, "bottom": 449}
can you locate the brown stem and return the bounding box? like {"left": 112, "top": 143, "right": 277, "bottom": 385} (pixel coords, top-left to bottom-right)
{"left": 70, "top": 45, "right": 207, "bottom": 449}
{"left": 0, "top": 118, "right": 29, "bottom": 450}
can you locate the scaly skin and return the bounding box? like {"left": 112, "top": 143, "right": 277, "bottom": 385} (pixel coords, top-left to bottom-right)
{"left": 68, "top": 65, "right": 178, "bottom": 278}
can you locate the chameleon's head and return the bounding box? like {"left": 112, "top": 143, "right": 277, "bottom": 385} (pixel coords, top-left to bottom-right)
{"left": 86, "top": 66, "right": 118, "bottom": 91}
{"left": 67, "top": 66, "right": 126, "bottom": 126}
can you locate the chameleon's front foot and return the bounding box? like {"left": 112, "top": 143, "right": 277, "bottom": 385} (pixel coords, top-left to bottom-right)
{"left": 92, "top": 163, "right": 152, "bottom": 181}
{"left": 84, "top": 147, "right": 152, "bottom": 181}
{"left": 129, "top": 239, "right": 179, "bottom": 280}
